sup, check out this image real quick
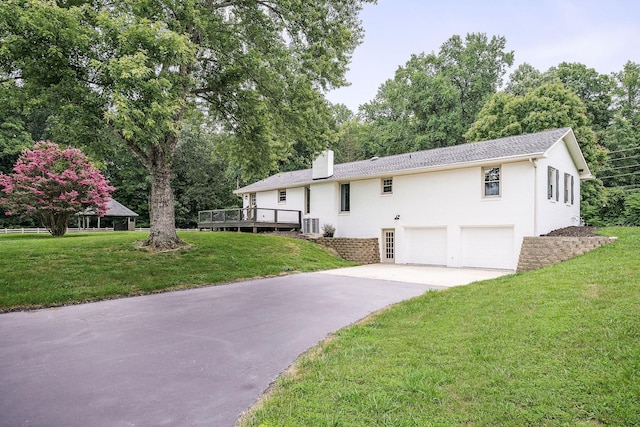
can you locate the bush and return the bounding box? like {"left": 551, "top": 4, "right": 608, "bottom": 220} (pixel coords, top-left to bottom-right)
{"left": 624, "top": 192, "right": 640, "bottom": 225}
{"left": 322, "top": 223, "right": 335, "bottom": 237}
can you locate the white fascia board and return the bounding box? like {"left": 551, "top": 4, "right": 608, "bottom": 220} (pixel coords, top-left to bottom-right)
{"left": 542, "top": 128, "right": 593, "bottom": 180}
{"left": 344, "top": 154, "right": 544, "bottom": 182}
{"left": 234, "top": 154, "right": 545, "bottom": 193}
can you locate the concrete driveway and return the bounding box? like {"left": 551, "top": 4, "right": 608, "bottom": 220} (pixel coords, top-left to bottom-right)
{"left": 320, "top": 264, "right": 512, "bottom": 287}
{"left": 0, "top": 266, "right": 510, "bottom": 427}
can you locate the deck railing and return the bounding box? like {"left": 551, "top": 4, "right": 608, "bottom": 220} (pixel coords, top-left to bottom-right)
{"left": 198, "top": 207, "right": 302, "bottom": 229}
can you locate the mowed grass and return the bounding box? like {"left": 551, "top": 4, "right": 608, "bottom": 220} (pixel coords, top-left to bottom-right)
{"left": 0, "top": 231, "right": 352, "bottom": 312}
{"left": 239, "top": 227, "right": 640, "bottom": 427}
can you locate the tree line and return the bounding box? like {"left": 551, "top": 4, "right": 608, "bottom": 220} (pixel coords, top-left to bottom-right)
{"left": 0, "top": 5, "right": 638, "bottom": 234}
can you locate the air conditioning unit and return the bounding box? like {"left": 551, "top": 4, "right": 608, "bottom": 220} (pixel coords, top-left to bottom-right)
{"left": 302, "top": 218, "right": 320, "bottom": 234}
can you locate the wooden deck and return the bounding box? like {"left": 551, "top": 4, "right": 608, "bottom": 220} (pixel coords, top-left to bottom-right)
{"left": 197, "top": 208, "right": 301, "bottom": 232}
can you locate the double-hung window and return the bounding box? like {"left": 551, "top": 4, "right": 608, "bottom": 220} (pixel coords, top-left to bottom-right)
{"left": 548, "top": 167, "right": 559, "bottom": 201}
{"left": 483, "top": 167, "right": 500, "bottom": 197}
{"left": 340, "top": 183, "right": 350, "bottom": 212}
{"left": 278, "top": 189, "right": 287, "bottom": 203}
{"left": 382, "top": 178, "right": 393, "bottom": 194}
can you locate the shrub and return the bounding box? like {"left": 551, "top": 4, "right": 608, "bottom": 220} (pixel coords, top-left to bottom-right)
{"left": 624, "top": 192, "right": 640, "bottom": 225}
{"left": 322, "top": 223, "right": 335, "bottom": 237}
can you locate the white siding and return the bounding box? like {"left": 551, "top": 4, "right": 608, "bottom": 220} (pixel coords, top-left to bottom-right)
{"left": 308, "top": 182, "right": 339, "bottom": 234}
{"left": 325, "top": 162, "right": 535, "bottom": 269}
{"left": 241, "top": 136, "right": 585, "bottom": 270}
{"left": 535, "top": 138, "right": 582, "bottom": 235}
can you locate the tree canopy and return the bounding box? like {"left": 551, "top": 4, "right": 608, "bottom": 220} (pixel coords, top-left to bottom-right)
{"left": 359, "top": 33, "right": 514, "bottom": 156}
{"left": 0, "top": 0, "right": 372, "bottom": 248}
{"left": 0, "top": 141, "right": 113, "bottom": 236}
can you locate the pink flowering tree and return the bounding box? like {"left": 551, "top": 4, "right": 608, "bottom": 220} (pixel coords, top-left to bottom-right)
{"left": 0, "top": 141, "right": 114, "bottom": 236}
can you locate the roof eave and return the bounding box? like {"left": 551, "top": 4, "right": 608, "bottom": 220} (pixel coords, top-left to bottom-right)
{"left": 543, "top": 128, "right": 593, "bottom": 180}
{"left": 235, "top": 153, "right": 547, "bottom": 193}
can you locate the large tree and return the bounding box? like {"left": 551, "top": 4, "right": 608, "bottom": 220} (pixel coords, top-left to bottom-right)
{"left": 360, "top": 33, "right": 514, "bottom": 156}
{"left": 0, "top": 0, "right": 372, "bottom": 249}
{"left": 506, "top": 62, "right": 614, "bottom": 132}
{"left": 0, "top": 141, "right": 113, "bottom": 236}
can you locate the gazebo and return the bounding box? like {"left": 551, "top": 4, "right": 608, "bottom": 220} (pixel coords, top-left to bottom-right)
{"left": 77, "top": 199, "right": 139, "bottom": 231}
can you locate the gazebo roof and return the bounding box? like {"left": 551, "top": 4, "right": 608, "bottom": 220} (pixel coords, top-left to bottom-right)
{"left": 80, "top": 199, "right": 139, "bottom": 217}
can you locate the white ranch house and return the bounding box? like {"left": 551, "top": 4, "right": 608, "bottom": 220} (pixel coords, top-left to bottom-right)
{"left": 232, "top": 128, "right": 592, "bottom": 270}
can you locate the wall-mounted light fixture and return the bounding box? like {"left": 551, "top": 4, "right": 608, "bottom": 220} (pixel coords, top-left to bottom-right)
{"left": 394, "top": 214, "right": 400, "bottom": 220}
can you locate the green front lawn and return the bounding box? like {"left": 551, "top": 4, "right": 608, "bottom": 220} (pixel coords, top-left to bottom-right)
{"left": 0, "top": 231, "right": 352, "bottom": 312}
{"left": 239, "top": 227, "right": 640, "bottom": 426}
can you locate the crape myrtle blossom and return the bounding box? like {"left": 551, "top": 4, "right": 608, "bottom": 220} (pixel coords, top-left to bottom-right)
{"left": 0, "top": 141, "right": 114, "bottom": 236}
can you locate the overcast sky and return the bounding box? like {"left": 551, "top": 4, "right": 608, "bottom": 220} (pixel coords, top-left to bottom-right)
{"left": 325, "top": 0, "right": 640, "bottom": 112}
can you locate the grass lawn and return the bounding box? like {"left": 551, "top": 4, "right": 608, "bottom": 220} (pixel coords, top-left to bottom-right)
{"left": 239, "top": 227, "right": 640, "bottom": 426}
{"left": 0, "top": 231, "right": 352, "bottom": 312}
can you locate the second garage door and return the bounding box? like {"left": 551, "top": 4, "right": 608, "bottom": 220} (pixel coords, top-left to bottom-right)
{"left": 404, "top": 227, "right": 447, "bottom": 265}
{"left": 461, "top": 226, "right": 515, "bottom": 270}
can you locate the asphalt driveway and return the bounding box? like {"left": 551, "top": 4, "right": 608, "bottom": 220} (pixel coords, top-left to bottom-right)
{"left": 0, "top": 266, "right": 510, "bottom": 427}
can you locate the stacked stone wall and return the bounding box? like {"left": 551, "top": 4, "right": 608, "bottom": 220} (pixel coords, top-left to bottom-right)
{"left": 314, "top": 237, "right": 380, "bottom": 264}
{"left": 517, "top": 236, "right": 615, "bottom": 272}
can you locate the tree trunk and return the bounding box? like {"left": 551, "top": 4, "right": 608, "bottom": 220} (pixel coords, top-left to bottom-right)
{"left": 143, "top": 162, "right": 185, "bottom": 250}
{"left": 49, "top": 213, "right": 69, "bottom": 237}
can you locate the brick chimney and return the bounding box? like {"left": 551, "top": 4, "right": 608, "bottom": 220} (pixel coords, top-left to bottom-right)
{"left": 312, "top": 150, "right": 334, "bottom": 180}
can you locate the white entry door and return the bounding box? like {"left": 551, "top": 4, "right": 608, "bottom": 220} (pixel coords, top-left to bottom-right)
{"left": 382, "top": 229, "right": 395, "bottom": 263}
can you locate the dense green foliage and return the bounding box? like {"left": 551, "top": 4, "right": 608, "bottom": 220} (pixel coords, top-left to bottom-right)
{"left": 0, "top": 232, "right": 352, "bottom": 312}
{"left": 359, "top": 33, "right": 514, "bottom": 156}
{"left": 240, "top": 227, "right": 640, "bottom": 426}
{"left": 0, "top": 0, "right": 373, "bottom": 248}
{"left": 1, "top": 13, "right": 639, "bottom": 229}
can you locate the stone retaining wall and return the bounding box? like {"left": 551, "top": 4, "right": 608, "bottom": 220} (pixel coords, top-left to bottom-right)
{"left": 314, "top": 237, "right": 380, "bottom": 264}
{"left": 517, "top": 236, "right": 615, "bottom": 272}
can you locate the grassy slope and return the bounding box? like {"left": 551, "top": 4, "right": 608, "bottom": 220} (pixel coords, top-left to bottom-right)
{"left": 0, "top": 231, "right": 352, "bottom": 312}
{"left": 241, "top": 227, "right": 640, "bottom": 426}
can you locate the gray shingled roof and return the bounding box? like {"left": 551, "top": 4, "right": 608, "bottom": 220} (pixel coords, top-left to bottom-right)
{"left": 80, "top": 199, "right": 139, "bottom": 217}
{"left": 236, "top": 128, "right": 575, "bottom": 194}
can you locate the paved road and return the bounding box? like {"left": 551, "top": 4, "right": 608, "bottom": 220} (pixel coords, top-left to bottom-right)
{"left": 0, "top": 273, "right": 434, "bottom": 427}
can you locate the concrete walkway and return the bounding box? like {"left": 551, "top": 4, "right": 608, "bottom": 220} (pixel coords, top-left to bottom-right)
{"left": 319, "top": 264, "right": 512, "bottom": 287}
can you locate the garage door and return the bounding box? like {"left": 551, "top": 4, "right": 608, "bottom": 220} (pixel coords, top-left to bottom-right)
{"left": 461, "top": 227, "right": 514, "bottom": 270}
{"left": 404, "top": 227, "right": 447, "bottom": 265}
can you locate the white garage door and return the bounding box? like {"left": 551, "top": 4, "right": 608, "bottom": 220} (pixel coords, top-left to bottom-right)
{"left": 461, "top": 227, "right": 514, "bottom": 270}
{"left": 405, "top": 227, "right": 447, "bottom": 265}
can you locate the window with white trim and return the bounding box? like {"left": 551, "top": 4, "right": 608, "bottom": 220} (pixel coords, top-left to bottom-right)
{"left": 381, "top": 178, "right": 393, "bottom": 194}
{"left": 548, "top": 167, "right": 559, "bottom": 201}
{"left": 340, "top": 183, "right": 350, "bottom": 212}
{"left": 482, "top": 166, "right": 500, "bottom": 197}
{"left": 278, "top": 189, "right": 286, "bottom": 203}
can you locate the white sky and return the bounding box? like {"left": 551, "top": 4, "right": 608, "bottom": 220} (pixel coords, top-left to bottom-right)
{"left": 326, "top": 0, "right": 640, "bottom": 112}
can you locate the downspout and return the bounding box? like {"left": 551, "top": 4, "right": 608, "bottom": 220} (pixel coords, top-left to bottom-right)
{"left": 530, "top": 158, "right": 538, "bottom": 236}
